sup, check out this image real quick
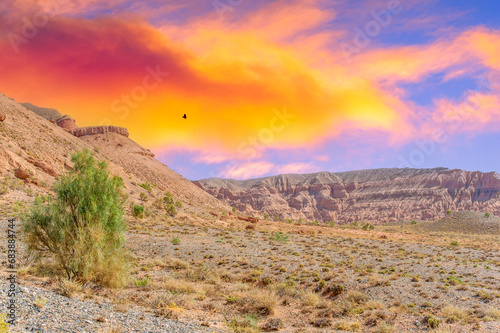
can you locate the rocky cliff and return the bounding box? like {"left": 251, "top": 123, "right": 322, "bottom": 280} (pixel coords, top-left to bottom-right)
{"left": 195, "top": 168, "right": 500, "bottom": 223}
{"left": 70, "top": 126, "right": 129, "bottom": 138}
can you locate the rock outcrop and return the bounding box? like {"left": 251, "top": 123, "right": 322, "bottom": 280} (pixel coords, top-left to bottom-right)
{"left": 71, "top": 126, "right": 129, "bottom": 138}
{"left": 56, "top": 116, "right": 78, "bottom": 131}
{"left": 195, "top": 168, "right": 500, "bottom": 224}
{"left": 14, "top": 167, "right": 30, "bottom": 180}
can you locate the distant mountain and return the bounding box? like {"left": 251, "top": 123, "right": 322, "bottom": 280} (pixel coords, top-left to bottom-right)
{"left": 194, "top": 168, "right": 500, "bottom": 223}
{"left": 22, "top": 102, "right": 63, "bottom": 120}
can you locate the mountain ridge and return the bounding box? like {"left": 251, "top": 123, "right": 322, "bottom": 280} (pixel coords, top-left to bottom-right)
{"left": 195, "top": 168, "right": 500, "bottom": 223}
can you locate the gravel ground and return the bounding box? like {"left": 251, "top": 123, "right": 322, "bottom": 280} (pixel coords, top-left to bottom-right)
{"left": 0, "top": 280, "right": 222, "bottom": 333}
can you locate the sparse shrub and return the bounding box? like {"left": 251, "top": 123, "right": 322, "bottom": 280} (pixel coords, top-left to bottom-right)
{"left": 444, "top": 275, "right": 462, "bottom": 285}
{"left": 139, "top": 182, "right": 152, "bottom": 192}
{"left": 476, "top": 290, "right": 494, "bottom": 301}
{"left": 441, "top": 305, "right": 466, "bottom": 322}
{"left": 485, "top": 212, "right": 491, "bottom": 218}
{"left": 411, "top": 220, "right": 417, "bottom": 225}
{"left": 172, "top": 237, "right": 181, "bottom": 245}
{"left": 270, "top": 232, "right": 288, "bottom": 243}
{"left": 134, "top": 277, "right": 151, "bottom": 287}
{"left": 236, "top": 290, "right": 278, "bottom": 316}
{"left": 139, "top": 192, "right": 148, "bottom": 202}
{"left": 22, "top": 149, "right": 130, "bottom": 287}
{"left": 175, "top": 200, "right": 183, "bottom": 208}
{"left": 421, "top": 301, "right": 433, "bottom": 308}
{"left": 362, "top": 222, "right": 375, "bottom": 230}
{"left": 483, "top": 307, "right": 500, "bottom": 320}
{"left": 226, "top": 295, "right": 240, "bottom": 304}
{"left": 165, "top": 203, "right": 177, "bottom": 217}
{"left": 446, "top": 209, "right": 451, "bottom": 215}
{"left": 326, "top": 284, "right": 345, "bottom": 296}
{"left": 450, "top": 241, "right": 459, "bottom": 247}
{"left": 263, "top": 213, "right": 269, "bottom": 220}
{"left": 346, "top": 290, "right": 367, "bottom": 305}
{"left": 133, "top": 205, "right": 145, "bottom": 218}
{"left": 56, "top": 278, "right": 83, "bottom": 298}
{"left": 228, "top": 315, "right": 259, "bottom": 333}
{"left": 334, "top": 320, "right": 360, "bottom": 332}
{"left": 425, "top": 315, "right": 442, "bottom": 328}
{"left": 163, "top": 192, "right": 174, "bottom": 205}
{"left": 232, "top": 206, "right": 237, "bottom": 212}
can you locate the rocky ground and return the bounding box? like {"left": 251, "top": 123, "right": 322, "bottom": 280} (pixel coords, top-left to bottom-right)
{"left": 2, "top": 211, "right": 500, "bottom": 332}
{"left": 0, "top": 280, "right": 218, "bottom": 333}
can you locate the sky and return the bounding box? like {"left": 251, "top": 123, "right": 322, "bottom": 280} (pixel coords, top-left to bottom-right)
{"left": 0, "top": 0, "right": 499, "bottom": 180}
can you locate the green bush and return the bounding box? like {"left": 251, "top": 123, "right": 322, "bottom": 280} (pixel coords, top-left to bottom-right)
{"left": 134, "top": 277, "right": 151, "bottom": 287}
{"left": 425, "top": 315, "right": 442, "bottom": 328}
{"left": 163, "top": 192, "right": 174, "bottom": 205}
{"left": 362, "top": 222, "right": 375, "bottom": 230}
{"left": 133, "top": 205, "right": 145, "bottom": 218}
{"left": 270, "top": 232, "right": 288, "bottom": 243}
{"left": 450, "top": 241, "right": 459, "bottom": 247}
{"left": 139, "top": 192, "right": 148, "bottom": 202}
{"left": 327, "top": 284, "right": 345, "bottom": 296}
{"left": 411, "top": 220, "right": 418, "bottom": 225}
{"left": 446, "top": 210, "right": 452, "bottom": 215}
{"left": 485, "top": 212, "right": 491, "bottom": 218}
{"left": 139, "top": 182, "right": 153, "bottom": 192}
{"left": 165, "top": 203, "right": 177, "bottom": 217}
{"left": 172, "top": 237, "right": 181, "bottom": 245}
{"left": 22, "top": 149, "right": 130, "bottom": 287}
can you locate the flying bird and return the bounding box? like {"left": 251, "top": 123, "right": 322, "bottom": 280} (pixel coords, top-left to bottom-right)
{"left": 182, "top": 114, "right": 187, "bottom": 119}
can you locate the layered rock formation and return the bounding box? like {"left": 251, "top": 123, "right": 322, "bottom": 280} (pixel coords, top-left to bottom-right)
{"left": 71, "top": 126, "right": 129, "bottom": 138}
{"left": 195, "top": 168, "right": 500, "bottom": 223}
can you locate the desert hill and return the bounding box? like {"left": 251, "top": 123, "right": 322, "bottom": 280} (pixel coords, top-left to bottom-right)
{"left": 0, "top": 92, "right": 230, "bottom": 218}
{"left": 195, "top": 168, "right": 500, "bottom": 223}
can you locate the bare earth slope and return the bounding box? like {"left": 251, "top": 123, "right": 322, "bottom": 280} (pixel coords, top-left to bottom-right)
{"left": 195, "top": 168, "right": 500, "bottom": 223}
{"left": 78, "top": 132, "right": 229, "bottom": 212}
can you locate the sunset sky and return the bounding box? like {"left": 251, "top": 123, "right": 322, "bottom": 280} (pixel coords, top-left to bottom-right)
{"left": 1, "top": 0, "right": 499, "bottom": 180}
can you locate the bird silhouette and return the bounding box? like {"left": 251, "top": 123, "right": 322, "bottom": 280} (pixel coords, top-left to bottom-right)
{"left": 182, "top": 114, "right": 187, "bottom": 119}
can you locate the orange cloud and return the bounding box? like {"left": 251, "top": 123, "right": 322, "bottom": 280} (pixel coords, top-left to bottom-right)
{"left": 0, "top": 0, "right": 499, "bottom": 163}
